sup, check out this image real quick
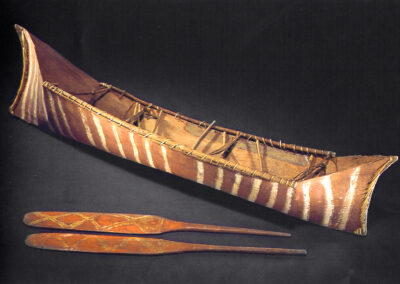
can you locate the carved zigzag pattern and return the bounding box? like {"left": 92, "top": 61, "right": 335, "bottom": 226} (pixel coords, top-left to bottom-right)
{"left": 27, "top": 212, "right": 165, "bottom": 234}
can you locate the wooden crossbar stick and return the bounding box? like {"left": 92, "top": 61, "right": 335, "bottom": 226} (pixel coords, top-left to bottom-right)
{"left": 209, "top": 133, "right": 240, "bottom": 156}
{"left": 122, "top": 102, "right": 136, "bottom": 121}
{"left": 126, "top": 108, "right": 144, "bottom": 124}
{"left": 193, "top": 120, "right": 216, "bottom": 150}
{"left": 152, "top": 110, "right": 163, "bottom": 133}
{"left": 91, "top": 87, "right": 111, "bottom": 106}
{"left": 256, "top": 139, "right": 263, "bottom": 171}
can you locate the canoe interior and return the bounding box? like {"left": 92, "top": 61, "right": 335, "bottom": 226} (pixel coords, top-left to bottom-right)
{"left": 25, "top": 27, "right": 383, "bottom": 182}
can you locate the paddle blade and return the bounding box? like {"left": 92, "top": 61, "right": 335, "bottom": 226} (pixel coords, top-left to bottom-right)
{"left": 23, "top": 212, "right": 167, "bottom": 234}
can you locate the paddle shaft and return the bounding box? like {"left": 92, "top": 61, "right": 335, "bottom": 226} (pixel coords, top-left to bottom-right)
{"left": 26, "top": 233, "right": 306, "bottom": 256}
{"left": 176, "top": 222, "right": 290, "bottom": 237}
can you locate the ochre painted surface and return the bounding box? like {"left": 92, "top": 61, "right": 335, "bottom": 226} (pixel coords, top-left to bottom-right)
{"left": 24, "top": 211, "right": 291, "bottom": 237}
{"left": 25, "top": 233, "right": 306, "bottom": 255}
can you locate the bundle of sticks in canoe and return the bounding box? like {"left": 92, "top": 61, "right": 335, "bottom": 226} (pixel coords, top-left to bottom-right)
{"left": 10, "top": 25, "right": 397, "bottom": 236}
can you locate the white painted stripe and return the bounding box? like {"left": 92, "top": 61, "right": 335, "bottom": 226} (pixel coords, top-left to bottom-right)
{"left": 144, "top": 140, "right": 155, "bottom": 168}
{"left": 79, "top": 108, "right": 96, "bottom": 146}
{"left": 38, "top": 71, "right": 51, "bottom": 129}
{"left": 215, "top": 167, "right": 224, "bottom": 190}
{"left": 56, "top": 97, "right": 76, "bottom": 139}
{"left": 231, "top": 174, "right": 242, "bottom": 196}
{"left": 282, "top": 187, "right": 294, "bottom": 214}
{"left": 30, "top": 59, "right": 39, "bottom": 125}
{"left": 27, "top": 33, "right": 38, "bottom": 123}
{"left": 161, "top": 146, "right": 171, "bottom": 173}
{"left": 42, "top": 90, "right": 57, "bottom": 132}
{"left": 19, "top": 31, "right": 52, "bottom": 130}
{"left": 196, "top": 161, "right": 204, "bottom": 184}
{"left": 112, "top": 124, "right": 126, "bottom": 158}
{"left": 321, "top": 175, "right": 334, "bottom": 227}
{"left": 48, "top": 94, "right": 65, "bottom": 136}
{"left": 301, "top": 181, "right": 311, "bottom": 221}
{"left": 20, "top": 32, "right": 35, "bottom": 120}
{"left": 92, "top": 114, "right": 109, "bottom": 152}
{"left": 39, "top": 88, "right": 49, "bottom": 123}
{"left": 248, "top": 178, "right": 262, "bottom": 202}
{"left": 338, "top": 167, "right": 361, "bottom": 230}
{"left": 128, "top": 132, "right": 141, "bottom": 163}
{"left": 266, "top": 183, "right": 279, "bottom": 208}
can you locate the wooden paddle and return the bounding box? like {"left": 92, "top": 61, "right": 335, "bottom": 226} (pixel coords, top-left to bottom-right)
{"left": 24, "top": 211, "right": 290, "bottom": 237}
{"left": 26, "top": 233, "right": 307, "bottom": 256}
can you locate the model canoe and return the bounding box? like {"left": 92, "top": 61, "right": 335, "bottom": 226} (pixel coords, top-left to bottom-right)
{"left": 10, "top": 25, "right": 397, "bottom": 235}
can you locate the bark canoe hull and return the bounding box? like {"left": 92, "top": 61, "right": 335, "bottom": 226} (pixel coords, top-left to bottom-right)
{"left": 10, "top": 25, "right": 397, "bottom": 235}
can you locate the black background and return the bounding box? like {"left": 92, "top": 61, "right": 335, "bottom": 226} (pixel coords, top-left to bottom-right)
{"left": 1, "top": 0, "right": 399, "bottom": 283}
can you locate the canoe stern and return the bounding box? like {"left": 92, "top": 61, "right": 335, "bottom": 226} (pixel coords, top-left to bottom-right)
{"left": 294, "top": 155, "right": 397, "bottom": 235}
{"left": 10, "top": 25, "right": 48, "bottom": 128}
{"left": 356, "top": 155, "right": 398, "bottom": 235}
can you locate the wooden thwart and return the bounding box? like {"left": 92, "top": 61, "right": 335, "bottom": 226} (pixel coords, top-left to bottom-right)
{"left": 209, "top": 133, "right": 240, "bottom": 157}
{"left": 123, "top": 101, "right": 137, "bottom": 121}
{"left": 256, "top": 138, "right": 263, "bottom": 171}
{"left": 91, "top": 87, "right": 112, "bottom": 106}
{"left": 193, "top": 120, "right": 216, "bottom": 150}
{"left": 125, "top": 107, "right": 144, "bottom": 124}
{"left": 152, "top": 109, "right": 163, "bottom": 133}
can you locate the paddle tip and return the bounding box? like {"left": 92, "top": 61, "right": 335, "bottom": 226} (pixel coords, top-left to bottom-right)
{"left": 269, "top": 231, "right": 291, "bottom": 237}
{"left": 294, "top": 249, "right": 307, "bottom": 256}
{"left": 22, "top": 212, "right": 35, "bottom": 226}
{"left": 247, "top": 230, "right": 291, "bottom": 237}
{"left": 24, "top": 234, "right": 36, "bottom": 248}
{"left": 276, "top": 248, "right": 307, "bottom": 256}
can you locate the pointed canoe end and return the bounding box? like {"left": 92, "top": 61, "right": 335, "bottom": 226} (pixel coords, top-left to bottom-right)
{"left": 14, "top": 24, "right": 24, "bottom": 32}
{"left": 10, "top": 24, "right": 29, "bottom": 115}
{"left": 14, "top": 24, "right": 26, "bottom": 38}
{"left": 355, "top": 155, "right": 398, "bottom": 236}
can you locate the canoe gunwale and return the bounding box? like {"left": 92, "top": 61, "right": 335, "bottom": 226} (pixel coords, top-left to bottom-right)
{"left": 101, "top": 82, "right": 336, "bottom": 159}
{"left": 43, "top": 81, "right": 301, "bottom": 188}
